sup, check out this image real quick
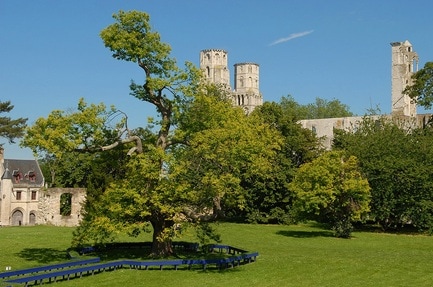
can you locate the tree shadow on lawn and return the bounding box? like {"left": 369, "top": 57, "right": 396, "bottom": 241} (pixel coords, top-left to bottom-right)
{"left": 276, "top": 230, "right": 334, "bottom": 238}
{"left": 16, "top": 248, "right": 69, "bottom": 264}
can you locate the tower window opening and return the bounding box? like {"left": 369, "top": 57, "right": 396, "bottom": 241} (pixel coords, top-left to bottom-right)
{"left": 60, "top": 193, "right": 73, "bottom": 216}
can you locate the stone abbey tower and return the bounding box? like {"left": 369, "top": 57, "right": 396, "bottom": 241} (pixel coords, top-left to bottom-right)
{"left": 299, "top": 40, "right": 425, "bottom": 149}
{"left": 391, "top": 40, "right": 419, "bottom": 117}
{"left": 200, "top": 49, "right": 263, "bottom": 113}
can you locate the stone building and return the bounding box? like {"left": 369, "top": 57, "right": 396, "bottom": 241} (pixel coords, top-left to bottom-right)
{"left": 0, "top": 149, "right": 85, "bottom": 227}
{"left": 200, "top": 49, "right": 263, "bottom": 113}
{"left": 299, "top": 40, "right": 428, "bottom": 149}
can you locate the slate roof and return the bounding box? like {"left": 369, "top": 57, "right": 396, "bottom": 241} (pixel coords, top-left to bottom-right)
{"left": 2, "top": 159, "right": 44, "bottom": 186}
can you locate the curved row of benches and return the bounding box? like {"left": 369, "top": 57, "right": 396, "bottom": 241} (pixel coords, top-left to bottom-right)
{"left": 1, "top": 244, "right": 258, "bottom": 287}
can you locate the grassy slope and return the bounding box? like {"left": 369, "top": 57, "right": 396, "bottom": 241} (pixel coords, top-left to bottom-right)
{"left": 1, "top": 223, "right": 433, "bottom": 286}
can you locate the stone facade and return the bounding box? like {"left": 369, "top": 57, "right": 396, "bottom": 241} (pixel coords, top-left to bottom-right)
{"left": 200, "top": 49, "right": 263, "bottom": 113}
{"left": 37, "top": 188, "right": 85, "bottom": 227}
{"left": 391, "top": 40, "right": 418, "bottom": 117}
{"left": 0, "top": 150, "right": 85, "bottom": 227}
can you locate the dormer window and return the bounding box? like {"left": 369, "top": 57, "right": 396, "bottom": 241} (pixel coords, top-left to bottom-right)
{"left": 12, "top": 170, "right": 23, "bottom": 183}
{"left": 28, "top": 171, "right": 36, "bottom": 182}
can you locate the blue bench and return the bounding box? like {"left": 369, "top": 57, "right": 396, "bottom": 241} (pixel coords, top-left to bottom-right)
{"left": 123, "top": 259, "right": 184, "bottom": 270}
{"left": 0, "top": 257, "right": 100, "bottom": 279}
{"left": 3, "top": 245, "right": 258, "bottom": 286}
{"left": 6, "top": 261, "right": 122, "bottom": 286}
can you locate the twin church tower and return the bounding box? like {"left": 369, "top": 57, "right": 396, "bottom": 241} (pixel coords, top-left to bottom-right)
{"left": 200, "top": 49, "right": 263, "bottom": 113}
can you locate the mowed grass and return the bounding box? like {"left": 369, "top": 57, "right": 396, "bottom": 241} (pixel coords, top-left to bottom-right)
{"left": 1, "top": 223, "right": 433, "bottom": 286}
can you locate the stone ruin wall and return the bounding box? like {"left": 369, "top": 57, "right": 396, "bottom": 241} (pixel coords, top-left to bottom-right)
{"left": 37, "top": 188, "right": 86, "bottom": 227}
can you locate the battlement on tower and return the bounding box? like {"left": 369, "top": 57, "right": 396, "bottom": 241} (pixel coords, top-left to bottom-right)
{"left": 201, "top": 48, "right": 227, "bottom": 53}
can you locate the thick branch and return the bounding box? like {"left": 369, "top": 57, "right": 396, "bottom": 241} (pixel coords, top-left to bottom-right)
{"left": 101, "top": 135, "right": 143, "bottom": 155}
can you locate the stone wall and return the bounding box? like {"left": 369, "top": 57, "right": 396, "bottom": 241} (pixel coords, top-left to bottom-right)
{"left": 37, "top": 188, "right": 86, "bottom": 227}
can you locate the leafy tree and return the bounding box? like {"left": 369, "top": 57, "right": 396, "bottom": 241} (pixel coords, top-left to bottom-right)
{"left": 22, "top": 11, "right": 281, "bottom": 256}
{"left": 289, "top": 150, "right": 371, "bottom": 238}
{"left": 0, "top": 100, "right": 27, "bottom": 144}
{"left": 236, "top": 100, "right": 321, "bottom": 224}
{"left": 404, "top": 62, "right": 433, "bottom": 109}
{"left": 280, "top": 95, "right": 353, "bottom": 120}
{"left": 333, "top": 116, "right": 433, "bottom": 232}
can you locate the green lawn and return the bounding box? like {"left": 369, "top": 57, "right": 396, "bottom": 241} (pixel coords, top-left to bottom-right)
{"left": 1, "top": 223, "right": 433, "bottom": 286}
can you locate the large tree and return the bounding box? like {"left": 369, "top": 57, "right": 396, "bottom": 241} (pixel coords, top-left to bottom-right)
{"left": 289, "top": 150, "right": 371, "bottom": 238}
{"left": 333, "top": 116, "right": 433, "bottom": 232}
{"left": 22, "top": 11, "right": 281, "bottom": 256}
{"left": 0, "top": 100, "right": 27, "bottom": 144}
{"left": 235, "top": 100, "right": 321, "bottom": 224}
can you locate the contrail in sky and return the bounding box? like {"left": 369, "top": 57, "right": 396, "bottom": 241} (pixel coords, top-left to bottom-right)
{"left": 269, "top": 30, "right": 314, "bottom": 46}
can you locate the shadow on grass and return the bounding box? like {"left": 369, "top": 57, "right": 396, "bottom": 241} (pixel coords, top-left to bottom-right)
{"left": 276, "top": 230, "right": 334, "bottom": 238}
{"left": 16, "top": 248, "right": 69, "bottom": 264}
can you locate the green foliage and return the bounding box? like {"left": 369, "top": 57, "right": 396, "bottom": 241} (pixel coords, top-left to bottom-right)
{"left": 195, "top": 222, "right": 221, "bottom": 246}
{"left": 0, "top": 100, "right": 27, "bottom": 144}
{"left": 333, "top": 116, "right": 433, "bottom": 231}
{"left": 280, "top": 95, "right": 353, "bottom": 120}
{"left": 404, "top": 62, "right": 433, "bottom": 109}
{"left": 238, "top": 100, "right": 321, "bottom": 224}
{"left": 174, "top": 90, "right": 284, "bottom": 220}
{"left": 289, "top": 151, "right": 371, "bottom": 237}
{"left": 60, "top": 193, "right": 72, "bottom": 216}
{"left": 21, "top": 98, "right": 115, "bottom": 158}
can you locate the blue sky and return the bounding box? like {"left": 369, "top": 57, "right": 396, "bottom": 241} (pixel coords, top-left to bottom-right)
{"left": 2, "top": 0, "right": 433, "bottom": 159}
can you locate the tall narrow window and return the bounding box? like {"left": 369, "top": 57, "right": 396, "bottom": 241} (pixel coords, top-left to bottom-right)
{"left": 16, "top": 191, "right": 22, "bottom": 200}
{"left": 60, "top": 193, "right": 72, "bottom": 216}
{"left": 31, "top": 191, "right": 37, "bottom": 200}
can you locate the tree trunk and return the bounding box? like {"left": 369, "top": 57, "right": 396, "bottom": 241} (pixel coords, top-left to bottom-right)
{"left": 150, "top": 215, "right": 173, "bottom": 257}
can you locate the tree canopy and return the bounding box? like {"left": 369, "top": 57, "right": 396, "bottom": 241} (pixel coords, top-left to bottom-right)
{"left": 289, "top": 150, "right": 371, "bottom": 237}
{"left": 22, "top": 10, "right": 283, "bottom": 256}
{"left": 0, "top": 100, "right": 27, "bottom": 145}
{"left": 280, "top": 95, "right": 353, "bottom": 120}
{"left": 333, "top": 116, "right": 433, "bottom": 232}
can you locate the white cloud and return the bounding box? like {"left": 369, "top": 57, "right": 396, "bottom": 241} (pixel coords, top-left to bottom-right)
{"left": 269, "top": 30, "right": 314, "bottom": 46}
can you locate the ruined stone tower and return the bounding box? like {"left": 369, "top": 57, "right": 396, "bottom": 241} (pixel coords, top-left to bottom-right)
{"left": 200, "top": 49, "right": 230, "bottom": 88}
{"left": 233, "top": 63, "right": 262, "bottom": 113}
{"left": 200, "top": 49, "right": 263, "bottom": 113}
{"left": 391, "top": 40, "right": 419, "bottom": 117}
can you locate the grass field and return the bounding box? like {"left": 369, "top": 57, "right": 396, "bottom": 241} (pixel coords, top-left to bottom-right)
{"left": 1, "top": 223, "right": 433, "bottom": 286}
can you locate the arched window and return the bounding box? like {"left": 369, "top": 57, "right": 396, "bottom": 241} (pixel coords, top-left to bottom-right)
{"left": 60, "top": 193, "right": 72, "bottom": 216}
